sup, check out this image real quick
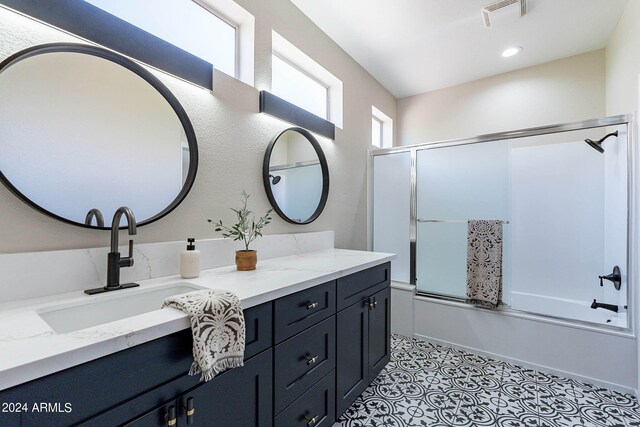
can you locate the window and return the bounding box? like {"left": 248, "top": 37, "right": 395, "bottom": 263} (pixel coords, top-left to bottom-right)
{"left": 272, "top": 54, "right": 328, "bottom": 119}
{"left": 372, "top": 106, "right": 393, "bottom": 148}
{"left": 85, "top": 0, "right": 248, "bottom": 79}
{"left": 372, "top": 116, "right": 383, "bottom": 148}
{"left": 272, "top": 31, "right": 343, "bottom": 128}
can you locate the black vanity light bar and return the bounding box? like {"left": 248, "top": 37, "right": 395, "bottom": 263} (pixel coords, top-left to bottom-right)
{"left": 0, "top": 0, "right": 213, "bottom": 90}
{"left": 259, "top": 91, "right": 336, "bottom": 140}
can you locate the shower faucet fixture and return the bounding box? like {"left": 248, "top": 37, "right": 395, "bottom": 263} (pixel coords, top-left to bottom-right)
{"left": 584, "top": 131, "right": 618, "bottom": 153}
{"left": 599, "top": 266, "right": 621, "bottom": 290}
{"left": 590, "top": 299, "right": 618, "bottom": 313}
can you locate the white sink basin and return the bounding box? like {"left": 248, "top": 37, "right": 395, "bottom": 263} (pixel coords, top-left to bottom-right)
{"left": 38, "top": 282, "right": 204, "bottom": 333}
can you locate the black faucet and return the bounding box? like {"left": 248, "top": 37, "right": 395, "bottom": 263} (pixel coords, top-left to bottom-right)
{"left": 84, "top": 208, "right": 105, "bottom": 227}
{"left": 590, "top": 299, "right": 618, "bottom": 313}
{"left": 85, "top": 207, "right": 140, "bottom": 295}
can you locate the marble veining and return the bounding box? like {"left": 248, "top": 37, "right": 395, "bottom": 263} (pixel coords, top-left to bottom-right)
{"left": 0, "top": 244, "right": 393, "bottom": 390}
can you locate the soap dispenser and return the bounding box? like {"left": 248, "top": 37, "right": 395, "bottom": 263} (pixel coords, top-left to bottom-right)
{"left": 180, "top": 238, "right": 200, "bottom": 279}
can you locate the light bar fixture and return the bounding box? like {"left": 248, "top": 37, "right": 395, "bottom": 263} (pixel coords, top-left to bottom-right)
{"left": 259, "top": 91, "right": 336, "bottom": 140}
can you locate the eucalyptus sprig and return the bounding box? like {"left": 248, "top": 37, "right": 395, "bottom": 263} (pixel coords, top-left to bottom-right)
{"left": 208, "top": 190, "right": 273, "bottom": 251}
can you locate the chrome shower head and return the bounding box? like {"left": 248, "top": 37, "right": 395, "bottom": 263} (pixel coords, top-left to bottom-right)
{"left": 584, "top": 131, "right": 618, "bottom": 154}
{"left": 269, "top": 174, "right": 281, "bottom": 185}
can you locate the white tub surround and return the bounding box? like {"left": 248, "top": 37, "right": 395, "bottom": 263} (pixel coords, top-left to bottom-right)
{"left": 0, "top": 232, "right": 394, "bottom": 390}
{"left": 412, "top": 295, "right": 637, "bottom": 394}
{"left": 511, "top": 291, "right": 628, "bottom": 327}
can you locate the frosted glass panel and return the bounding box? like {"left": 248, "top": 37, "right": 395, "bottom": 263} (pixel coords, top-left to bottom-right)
{"left": 373, "top": 152, "right": 411, "bottom": 283}
{"left": 416, "top": 141, "right": 509, "bottom": 220}
{"left": 416, "top": 140, "right": 509, "bottom": 296}
{"left": 417, "top": 222, "right": 467, "bottom": 298}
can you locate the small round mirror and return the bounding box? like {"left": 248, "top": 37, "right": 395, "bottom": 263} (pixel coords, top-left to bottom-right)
{"left": 263, "top": 127, "right": 329, "bottom": 224}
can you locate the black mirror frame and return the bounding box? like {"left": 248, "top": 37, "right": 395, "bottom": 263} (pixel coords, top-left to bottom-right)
{"left": 263, "top": 127, "right": 329, "bottom": 225}
{"left": 0, "top": 43, "right": 199, "bottom": 230}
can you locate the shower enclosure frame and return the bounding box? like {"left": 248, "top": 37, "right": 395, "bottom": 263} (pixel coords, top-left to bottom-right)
{"left": 369, "top": 114, "right": 636, "bottom": 334}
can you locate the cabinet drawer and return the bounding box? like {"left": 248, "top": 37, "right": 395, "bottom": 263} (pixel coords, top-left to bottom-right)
{"left": 274, "top": 280, "right": 336, "bottom": 343}
{"left": 337, "top": 263, "right": 390, "bottom": 311}
{"left": 274, "top": 316, "right": 336, "bottom": 414}
{"left": 274, "top": 372, "right": 336, "bottom": 427}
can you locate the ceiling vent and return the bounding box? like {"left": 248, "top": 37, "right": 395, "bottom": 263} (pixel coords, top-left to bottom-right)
{"left": 482, "top": 0, "right": 527, "bottom": 28}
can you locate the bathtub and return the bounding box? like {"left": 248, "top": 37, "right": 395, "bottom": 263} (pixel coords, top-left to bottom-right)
{"left": 510, "top": 291, "right": 627, "bottom": 328}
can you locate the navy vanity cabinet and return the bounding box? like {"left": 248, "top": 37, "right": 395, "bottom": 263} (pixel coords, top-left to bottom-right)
{"left": 0, "top": 301, "right": 273, "bottom": 427}
{"left": 335, "top": 263, "right": 391, "bottom": 416}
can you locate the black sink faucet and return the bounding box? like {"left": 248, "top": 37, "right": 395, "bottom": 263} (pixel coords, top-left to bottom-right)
{"left": 85, "top": 206, "right": 140, "bottom": 295}
{"left": 590, "top": 299, "right": 618, "bottom": 313}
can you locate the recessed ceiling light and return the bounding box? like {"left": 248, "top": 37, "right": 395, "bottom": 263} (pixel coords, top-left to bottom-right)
{"left": 502, "top": 46, "right": 523, "bottom": 57}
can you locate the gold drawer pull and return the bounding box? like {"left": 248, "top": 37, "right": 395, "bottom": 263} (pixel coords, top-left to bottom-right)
{"left": 306, "top": 355, "right": 319, "bottom": 365}
{"left": 306, "top": 415, "right": 319, "bottom": 426}
{"left": 306, "top": 302, "right": 319, "bottom": 310}
{"left": 184, "top": 397, "right": 195, "bottom": 425}
{"left": 165, "top": 405, "right": 177, "bottom": 426}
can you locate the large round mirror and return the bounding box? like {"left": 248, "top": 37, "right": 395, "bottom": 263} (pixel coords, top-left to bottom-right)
{"left": 263, "top": 127, "right": 329, "bottom": 224}
{"left": 0, "top": 43, "right": 198, "bottom": 229}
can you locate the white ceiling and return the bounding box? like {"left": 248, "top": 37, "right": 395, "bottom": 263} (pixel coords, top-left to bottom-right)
{"left": 291, "top": 0, "right": 629, "bottom": 98}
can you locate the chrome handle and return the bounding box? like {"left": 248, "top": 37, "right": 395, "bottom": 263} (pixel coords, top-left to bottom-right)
{"left": 165, "top": 405, "right": 177, "bottom": 426}
{"left": 306, "top": 302, "right": 318, "bottom": 310}
{"left": 306, "top": 354, "right": 319, "bottom": 365}
{"left": 368, "top": 298, "right": 375, "bottom": 310}
{"left": 306, "top": 415, "right": 319, "bottom": 426}
{"left": 373, "top": 297, "right": 378, "bottom": 308}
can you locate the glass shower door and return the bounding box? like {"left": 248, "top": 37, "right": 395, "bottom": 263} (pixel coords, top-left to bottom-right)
{"left": 415, "top": 140, "right": 510, "bottom": 300}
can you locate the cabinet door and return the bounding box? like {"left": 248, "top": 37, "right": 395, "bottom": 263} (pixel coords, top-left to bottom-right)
{"left": 368, "top": 287, "right": 391, "bottom": 381}
{"left": 335, "top": 298, "right": 369, "bottom": 416}
{"left": 179, "top": 348, "right": 273, "bottom": 427}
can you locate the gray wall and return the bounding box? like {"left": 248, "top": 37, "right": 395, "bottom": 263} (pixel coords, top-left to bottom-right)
{"left": 397, "top": 49, "right": 606, "bottom": 145}
{"left": 0, "top": 0, "right": 396, "bottom": 253}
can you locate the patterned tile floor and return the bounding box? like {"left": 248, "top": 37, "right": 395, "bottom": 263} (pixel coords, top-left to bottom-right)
{"left": 335, "top": 334, "right": 640, "bottom": 427}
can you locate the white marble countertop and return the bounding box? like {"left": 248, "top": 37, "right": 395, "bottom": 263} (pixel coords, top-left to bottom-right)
{"left": 0, "top": 248, "right": 394, "bottom": 390}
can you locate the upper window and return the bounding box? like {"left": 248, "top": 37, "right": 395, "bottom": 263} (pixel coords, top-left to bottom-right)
{"left": 272, "top": 54, "right": 328, "bottom": 119}
{"left": 372, "top": 106, "right": 393, "bottom": 148}
{"left": 85, "top": 0, "right": 237, "bottom": 77}
{"left": 372, "top": 116, "right": 383, "bottom": 148}
{"left": 272, "top": 31, "right": 343, "bottom": 128}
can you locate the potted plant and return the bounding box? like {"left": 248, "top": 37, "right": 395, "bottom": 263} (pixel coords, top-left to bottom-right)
{"left": 208, "top": 191, "right": 273, "bottom": 271}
